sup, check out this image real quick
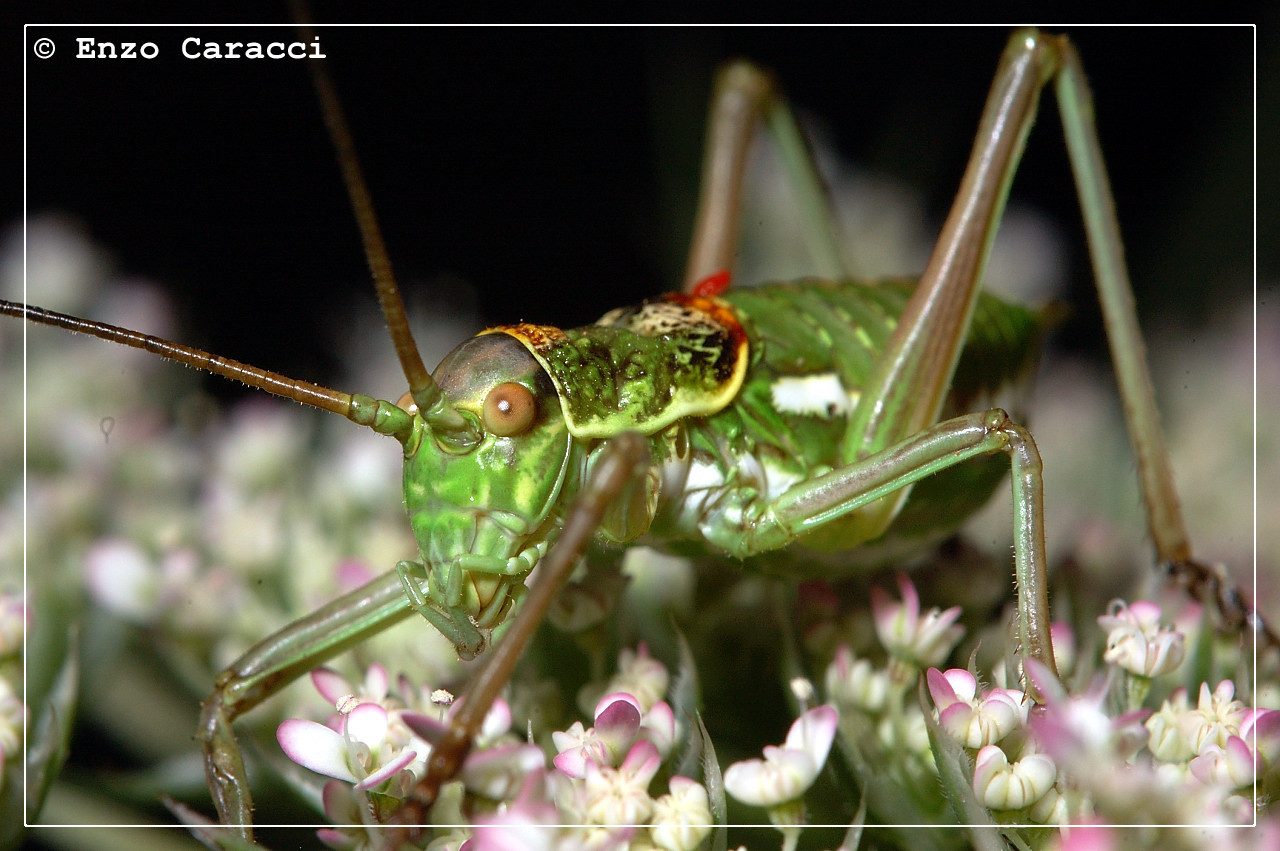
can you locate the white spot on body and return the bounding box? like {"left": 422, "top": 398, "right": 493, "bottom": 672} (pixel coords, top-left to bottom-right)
{"left": 682, "top": 458, "right": 726, "bottom": 494}
{"left": 770, "top": 373, "right": 857, "bottom": 418}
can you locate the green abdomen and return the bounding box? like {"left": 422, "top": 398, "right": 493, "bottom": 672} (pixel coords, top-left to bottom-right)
{"left": 721, "top": 279, "right": 1044, "bottom": 419}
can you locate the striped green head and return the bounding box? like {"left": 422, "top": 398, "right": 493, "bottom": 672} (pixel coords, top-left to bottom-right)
{"left": 402, "top": 332, "right": 574, "bottom": 652}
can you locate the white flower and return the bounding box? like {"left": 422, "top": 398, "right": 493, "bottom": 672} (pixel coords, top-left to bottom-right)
{"left": 1244, "top": 708, "right": 1280, "bottom": 768}
{"left": 870, "top": 574, "right": 963, "bottom": 667}
{"left": 1180, "top": 680, "right": 1247, "bottom": 754}
{"left": 399, "top": 695, "right": 513, "bottom": 753}
{"left": 1028, "top": 786, "right": 1068, "bottom": 825}
{"left": 469, "top": 771, "right": 560, "bottom": 851}
{"left": 1146, "top": 687, "right": 1195, "bottom": 763}
{"left": 214, "top": 401, "right": 307, "bottom": 492}
{"left": 972, "top": 745, "right": 1057, "bottom": 810}
{"left": 641, "top": 701, "right": 677, "bottom": 759}
{"left": 825, "top": 645, "right": 892, "bottom": 715}
{"left": 649, "top": 776, "right": 712, "bottom": 851}
{"left": 1098, "top": 599, "right": 1185, "bottom": 677}
{"left": 460, "top": 743, "right": 547, "bottom": 800}
{"left": 83, "top": 539, "right": 160, "bottom": 623}
{"left": 927, "top": 667, "right": 1028, "bottom": 748}
{"left": 1025, "top": 659, "right": 1151, "bottom": 773}
{"left": 1188, "top": 707, "right": 1280, "bottom": 792}
{"left": 874, "top": 706, "right": 932, "bottom": 766}
{"left": 277, "top": 701, "right": 418, "bottom": 792}
{"left": 1189, "top": 736, "right": 1255, "bottom": 790}
{"left": 552, "top": 692, "right": 643, "bottom": 779}
{"left": 581, "top": 739, "right": 661, "bottom": 826}
{"left": 723, "top": 704, "right": 838, "bottom": 808}
{"left": 606, "top": 644, "right": 669, "bottom": 713}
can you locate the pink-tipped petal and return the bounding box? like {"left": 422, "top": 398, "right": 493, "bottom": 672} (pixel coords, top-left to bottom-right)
{"left": 896, "top": 573, "right": 921, "bottom": 619}
{"left": 642, "top": 701, "right": 677, "bottom": 758}
{"left": 1023, "top": 657, "right": 1067, "bottom": 705}
{"left": 315, "top": 828, "right": 359, "bottom": 851}
{"left": 344, "top": 701, "right": 388, "bottom": 747}
{"left": 927, "top": 667, "right": 972, "bottom": 710}
{"left": 783, "top": 704, "right": 838, "bottom": 767}
{"left": 277, "top": 719, "right": 357, "bottom": 783}
{"left": 311, "top": 668, "right": 351, "bottom": 705}
{"left": 321, "top": 779, "right": 359, "bottom": 822}
{"left": 619, "top": 738, "right": 662, "bottom": 786}
{"left": 479, "top": 697, "right": 513, "bottom": 743}
{"left": 943, "top": 669, "right": 978, "bottom": 702}
{"left": 595, "top": 691, "right": 643, "bottom": 721}
{"left": 364, "top": 664, "right": 389, "bottom": 699}
{"left": 400, "top": 710, "right": 448, "bottom": 745}
{"left": 461, "top": 743, "right": 546, "bottom": 799}
{"left": 552, "top": 742, "right": 595, "bottom": 779}
{"left": 724, "top": 748, "right": 816, "bottom": 807}
{"left": 594, "top": 695, "right": 643, "bottom": 759}
{"left": 354, "top": 747, "right": 417, "bottom": 791}
{"left": 938, "top": 702, "right": 978, "bottom": 743}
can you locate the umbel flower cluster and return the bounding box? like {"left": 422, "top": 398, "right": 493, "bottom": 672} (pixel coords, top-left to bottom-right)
{"left": 266, "top": 575, "right": 1276, "bottom": 851}
{"left": 278, "top": 646, "right": 714, "bottom": 850}
{"left": 5, "top": 220, "right": 1274, "bottom": 851}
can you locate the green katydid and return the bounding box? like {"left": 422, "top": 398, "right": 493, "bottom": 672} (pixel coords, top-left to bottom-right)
{"left": 9, "top": 25, "right": 1260, "bottom": 842}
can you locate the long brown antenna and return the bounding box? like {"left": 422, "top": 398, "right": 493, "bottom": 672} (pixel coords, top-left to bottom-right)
{"left": 290, "top": 7, "right": 469, "bottom": 436}
{"left": 5, "top": 298, "right": 352, "bottom": 410}
{"left": 3, "top": 300, "right": 412, "bottom": 442}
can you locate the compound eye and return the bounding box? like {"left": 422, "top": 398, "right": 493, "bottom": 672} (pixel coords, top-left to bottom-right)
{"left": 482, "top": 382, "right": 536, "bottom": 437}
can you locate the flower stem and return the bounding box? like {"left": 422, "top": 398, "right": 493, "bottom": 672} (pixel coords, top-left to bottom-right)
{"left": 1126, "top": 674, "right": 1152, "bottom": 712}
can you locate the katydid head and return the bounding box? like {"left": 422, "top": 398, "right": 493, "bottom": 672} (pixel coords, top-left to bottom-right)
{"left": 400, "top": 332, "right": 574, "bottom": 657}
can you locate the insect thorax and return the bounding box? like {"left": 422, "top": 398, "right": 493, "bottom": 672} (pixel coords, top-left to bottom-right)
{"left": 645, "top": 279, "right": 1046, "bottom": 568}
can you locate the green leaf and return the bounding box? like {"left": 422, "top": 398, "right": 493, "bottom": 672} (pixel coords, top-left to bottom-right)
{"left": 694, "top": 711, "right": 726, "bottom": 851}
{"left": 670, "top": 618, "right": 704, "bottom": 781}
{"left": 25, "top": 625, "right": 79, "bottom": 825}
{"left": 839, "top": 790, "right": 867, "bottom": 851}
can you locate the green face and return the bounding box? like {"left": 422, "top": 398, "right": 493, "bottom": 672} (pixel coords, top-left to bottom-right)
{"left": 403, "top": 333, "right": 573, "bottom": 631}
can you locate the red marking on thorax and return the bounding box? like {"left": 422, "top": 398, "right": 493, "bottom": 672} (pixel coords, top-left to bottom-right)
{"left": 691, "top": 269, "right": 731, "bottom": 298}
{"left": 661, "top": 290, "right": 748, "bottom": 361}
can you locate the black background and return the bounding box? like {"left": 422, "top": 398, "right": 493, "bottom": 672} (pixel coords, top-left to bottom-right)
{"left": 19, "top": 23, "right": 1259, "bottom": 401}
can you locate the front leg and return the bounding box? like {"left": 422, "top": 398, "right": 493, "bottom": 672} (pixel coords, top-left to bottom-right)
{"left": 198, "top": 566, "right": 422, "bottom": 835}
{"left": 393, "top": 433, "right": 651, "bottom": 834}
